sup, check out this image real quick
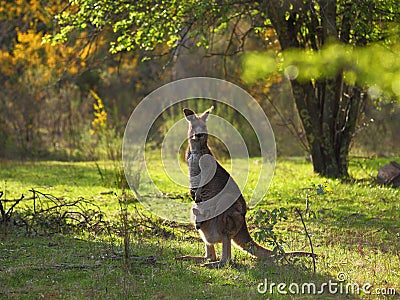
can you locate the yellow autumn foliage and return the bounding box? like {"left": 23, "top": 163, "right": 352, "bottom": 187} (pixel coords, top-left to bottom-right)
{"left": 0, "top": 0, "right": 100, "bottom": 87}
{"left": 90, "top": 90, "right": 108, "bottom": 135}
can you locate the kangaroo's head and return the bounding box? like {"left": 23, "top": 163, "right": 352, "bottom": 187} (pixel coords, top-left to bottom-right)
{"left": 183, "top": 106, "right": 214, "bottom": 150}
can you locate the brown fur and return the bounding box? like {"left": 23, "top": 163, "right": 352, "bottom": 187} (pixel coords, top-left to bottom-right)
{"left": 178, "top": 107, "right": 314, "bottom": 268}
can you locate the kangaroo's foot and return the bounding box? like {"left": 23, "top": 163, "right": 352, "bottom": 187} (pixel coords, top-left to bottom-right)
{"left": 176, "top": 244, "right": 217, "bottom": 262}
{"left": 175, "top": 255, "right": 217, "bottom": 262}
{"left": 285, "top": 251, "right": 317, "bottom": 259}
{"left": 201, "top": 259, "right": 231, "bottom": 269}
{"left": 201, "top": 237, "right": 232, "bottom": 268}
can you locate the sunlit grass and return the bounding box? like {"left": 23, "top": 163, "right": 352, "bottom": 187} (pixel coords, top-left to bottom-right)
{"left": 0, "top": 158, "right": 399, "bottom": 299}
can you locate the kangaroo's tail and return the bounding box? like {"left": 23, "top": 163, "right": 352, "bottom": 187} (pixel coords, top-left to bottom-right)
{"left": 233, "top": 222, "right": 315, "bottom": 259}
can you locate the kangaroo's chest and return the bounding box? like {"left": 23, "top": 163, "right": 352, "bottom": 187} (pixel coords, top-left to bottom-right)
{"left": 187, "top": 152, "right": 229, "bottom": 195}
{"left": 188, "top": 152, "right": 201, "bottom": 175}
{"left": 187, "top": 152, "right": 202, "bottom": 189}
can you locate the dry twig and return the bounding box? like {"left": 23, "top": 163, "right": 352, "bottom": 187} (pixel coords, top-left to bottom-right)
{"left": 295, "top": 208, "right": 316, "bottom": 274}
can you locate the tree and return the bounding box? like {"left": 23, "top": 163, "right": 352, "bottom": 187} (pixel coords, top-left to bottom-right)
{"left": 254, "top": 1, "right": 400, "bottom": 177}
{"left": 49, "top": 0, "right": 400, "bottom": 177}
{"left": 0, "top": 0, "right": 88, "bottom": 156}
{"left": 0, "top": 0, "right": 168, "bottom": 158}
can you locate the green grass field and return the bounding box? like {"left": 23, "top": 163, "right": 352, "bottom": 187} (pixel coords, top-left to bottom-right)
{"left": 0, "top": 158, "right": 399, "bottom": 299}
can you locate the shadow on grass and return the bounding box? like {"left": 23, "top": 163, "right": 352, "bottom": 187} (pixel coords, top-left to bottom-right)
{"left": 1, "top": 158, "right": 398, "bottom": 298}
{"left": 266, "top": 176, "right": 400, "bottom": 257}
{"left": 0, "top": 228, "right": 363, "bottom": 300}
{"left": 127, "top": 241, "right": 364, "bottom": 299}
{"left": 310, "top": 182, "right": 400, "bottom": 256}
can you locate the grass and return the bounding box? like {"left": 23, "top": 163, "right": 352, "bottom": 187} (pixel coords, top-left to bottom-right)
{"left": 0, "top": 157, "right": 399, "bottom": 299}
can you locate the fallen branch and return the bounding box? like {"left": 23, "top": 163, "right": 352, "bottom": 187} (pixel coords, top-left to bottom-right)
{"left": 0, "top": 192, "right": 25, "bottom": 227}
{"left": 0, "top": 189, "right": 108, "bottom": 235}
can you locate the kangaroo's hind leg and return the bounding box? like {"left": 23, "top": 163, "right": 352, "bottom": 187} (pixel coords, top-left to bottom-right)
{"left": 202, "top": 235, "right": 231, "bottom": 269}
{"left": 205, "top": 244, "right": 217, "bottom": 261}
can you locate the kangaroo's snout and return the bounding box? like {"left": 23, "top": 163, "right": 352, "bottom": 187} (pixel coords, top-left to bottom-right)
{"left": 190, "top": 129, "right": 207, "bottom": 141}
{"left": 193, "top": 133, "right": 206, "bottom": 139}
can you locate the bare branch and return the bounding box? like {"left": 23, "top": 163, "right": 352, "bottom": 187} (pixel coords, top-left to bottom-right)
{"left": 295, "top": 208, "right": 316, "bottom": 274}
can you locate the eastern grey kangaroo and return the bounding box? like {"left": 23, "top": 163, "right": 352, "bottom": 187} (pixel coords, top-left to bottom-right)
{"left": 179, "top": 107, "right": 314, "bottom": 268}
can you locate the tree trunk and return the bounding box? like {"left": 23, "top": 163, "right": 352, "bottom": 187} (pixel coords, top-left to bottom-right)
{"left": 265, "top": 0, "right": 365, "bottom": 178}
{"left": 290, "top": 79, "right": 364, "bottom": 178}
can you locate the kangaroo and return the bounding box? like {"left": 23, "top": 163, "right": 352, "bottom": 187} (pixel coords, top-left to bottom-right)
{"left": 179, "top": 107, "right": 314, "bottom": 268}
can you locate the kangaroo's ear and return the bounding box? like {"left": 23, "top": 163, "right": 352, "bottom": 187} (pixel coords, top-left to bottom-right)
{"left": 200, "top": 105, "right": 214, "bottom": 121}
{"left": 183, "top": 108, "right": 196, "bottom": 122}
